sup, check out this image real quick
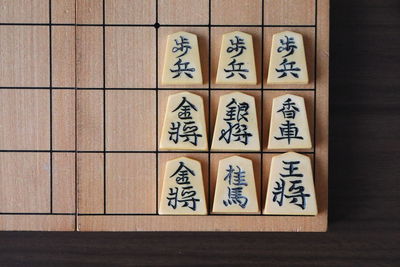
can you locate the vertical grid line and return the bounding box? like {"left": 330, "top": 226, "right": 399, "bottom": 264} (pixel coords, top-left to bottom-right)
{"left": 49, "top": 0, "right": 53, "bottom": 214}
{"left": 260, "top": 0, "right": 264, "bottom": 215}
{"left": 207, "top": 0, "right": 212, "bottom": 214}
{"left": 74, "top": 0, "right": 78, "bottom": 230}
{"left": 155, "top": 0, "right": 159, "bottom": 214}
{"left": 103, "top": 0, "right": 107, "bottom": 214}
{"left": 313, "top": 1, "right": 318, "bottom": 179}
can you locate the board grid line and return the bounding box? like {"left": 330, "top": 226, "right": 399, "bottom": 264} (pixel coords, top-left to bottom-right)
{"left": 155, "top": 0, "right": 159, "bottom": 215}
{"left": 314, "top": 0, "right": 319, "bottom": 183}
{"left": 49, "top": 0, "right": 53, "bottom": 214}
{"left": 207, "top": 0, "right": 212, "bottom": 214}
{"left": 0, "top": 150, "right": 315, "bottom": 154}
{"left": 103, "top": 0, "right": 107, "bottom": 215}
{"left": 260, "top": 0, "right": 265, "bottom": 211}
{"left": 0, "top": 23, "right": 316, "bottom": 28}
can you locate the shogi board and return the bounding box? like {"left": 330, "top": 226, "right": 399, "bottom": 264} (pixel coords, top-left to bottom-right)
{"left": 0, "top": 0, "right": 329, "bottom": 231}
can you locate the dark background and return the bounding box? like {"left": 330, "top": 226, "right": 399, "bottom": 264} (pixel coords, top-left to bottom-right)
{"left": 0, "top": 0, "right": 399, "bottom": 266}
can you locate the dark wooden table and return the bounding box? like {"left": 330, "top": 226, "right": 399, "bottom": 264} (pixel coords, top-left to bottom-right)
{"left": 0, "top": 0, "right": 398, "bottom": 266}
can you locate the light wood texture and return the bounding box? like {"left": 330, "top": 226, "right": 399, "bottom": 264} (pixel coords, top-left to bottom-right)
{"left": 158, "top": 0, "right": 208, "bottom": 25}
{"left": 0, "top": 153, "right": 50, "bottom": 213}
{"left": 52, "top": 153, "right": 75, "bottom": 213}
{"left": 106, "top": 90, "right": 156, "bottom": 151}
{"left": 76, "top": 0, "right": 102, "bottom": 24}
{"left": 77, "top": 153, "right": 104, "bottom": 214}
{"left": 0, "top": 0, "right": 328, "bottom": 232}
{"left": 211, "top": 0, "right": 262, "bottom": 25}
{"left": 0, "top": 215, "right": 75, "bottom": 231}
{"left": 0, "top": 0, "right": 48, "bottom": 23}
{"left": 106, "top": 0, "right": 155, "bottom": 24}
{"left": 77, "top": 90, "right": 103, "bottom": 150}
{"left": 76, "top": 27, "right": 103, "bottom": 88}
{"left": 106, "top": 27, "right": 156, "bottom": 88}
{"left": 52, "top": 26, "right": 75, "bottom": 87}
{"left": 0, "top": 89, "right": 50, "bottom": 150}
{"left": 53, "top": 90, "right": 75, "bottom": 150}
{"left": 51, "top": 0, "right": 75, "bottom": 24}
{"left": 0, "top": 26, "right": 49, "bottom": 87}
{"left": 105, "top": 153, "right": 156, "bottom": 214}
{"left": 264, "top": 0, "right": 316, "bottom": 25}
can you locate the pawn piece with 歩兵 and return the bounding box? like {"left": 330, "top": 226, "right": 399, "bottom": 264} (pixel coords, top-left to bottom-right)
{"left": 216, "top": 31, "right": 257, "bottom": 85}
{"left": 159, "top": 157, "right": 207, "bottom": 215}
{"left": 212, "top": 156, "right": 259, "bottom": 214}
{"left": 267, "top": 31, "right": 309, "bottom": 85}
{"left": 160, "top": 91, "right": 208, "bottom": 151}
{"left": 267, "top": 94, "right": 312, "bottom": 149}
{"left": 162, "top": 31, "right": 203, "bottom": 85}
{"left": 211, "top": 91, "right": 260, "bottom": 151}
{"left": 263, "top": 152, "right": 317, "bottom": 215}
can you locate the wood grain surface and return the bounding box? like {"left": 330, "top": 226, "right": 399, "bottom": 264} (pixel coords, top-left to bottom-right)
{"left": 0, "top": 0, "right": 328, "bottom": 232}
{"left": 0, "top": 0, "right": 398, "bottom": 265}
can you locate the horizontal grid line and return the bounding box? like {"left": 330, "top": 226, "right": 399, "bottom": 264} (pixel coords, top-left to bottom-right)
{"left": 0, "top": 150, "right": 315, "bottom": 154}
{"left": 76, "top": 213, "right": 313, "bottom": 217}
{"left": 0, "top": 87, "right": 75, "bottom": 90}
{"left": 0, "top": 212, "right": 313, "bottom": 217}
{"left": 0, "top": 23, "right": 316, "bottom": 27}
{"left": 0, "top": 212, "right": 75, "bottom": 215}
{"left": 0, "top": 150, "right": 75, "bottom": 153}
{"left": 0, "top": 87, "right": 315, "bottom": 91}
{"left": 0, "top": 23, "right": 75, "bottom": 26}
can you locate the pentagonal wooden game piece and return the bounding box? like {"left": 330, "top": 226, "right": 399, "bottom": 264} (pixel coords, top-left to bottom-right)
{"left": 159, "top": 157, "right": 207, "bottom": 215}
{"left": 216, "top": 31, "right": 257, "bottom": 85}
{"left": 267, "top": 31, "right": 309, "bottom": 85}
{"left": 161, "top": 31, "right": 203, "bottom": 85}
{"left": 211, "top": 92, "right": 260, "bottom": 151}
{"left": 263, "top": 152, "right": 317, "bottom": 215}
{"left": 267, "top": 94, "right": 312, "bottom": 149}
{"left": 212, "top": 156, "right": 259, "bottom": 214}
{"left": 160, "top": 91, "right": 208, "bottom": 151}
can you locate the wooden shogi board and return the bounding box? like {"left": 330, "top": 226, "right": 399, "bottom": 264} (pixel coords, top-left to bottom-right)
{"left": 0, "top": 0, "right": 329, "bottom": 231}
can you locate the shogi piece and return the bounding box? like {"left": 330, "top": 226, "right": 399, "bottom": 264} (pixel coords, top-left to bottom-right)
{"left": 263, "top": 152, "right": 317, "bottom": 215}
{"left": 268, "top": 94, "right": 312, "bottom": 149}
{"left": 212, "top": 156, "right": 259, "bottom": 214}
{"left": 211, "top": 92, "right": 260, "bottom": 151}
{"left": 159, "top": 157, "right": 207, "bottom": 215}
{"left": 161, "top": 31, "right": 203, "bottom": 85}
{"left": 216, "top": 31, "right": 257, "bottom": 85}
{"left": 160, "top": 92, "right": 208, "bottom": 150}
{"left": 267, "top": 31, "right": 309, "bottom": 84}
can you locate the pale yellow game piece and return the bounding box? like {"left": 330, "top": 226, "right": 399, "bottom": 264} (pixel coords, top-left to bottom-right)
{"left": 267, "top": 94, "right": 312, "bottom": 149}
{"left": 160, "top": 92, "right": 207, "bottom": 151}
{"left": 211, "top": 92, "right": 260, "bottom": 151}
{"left": 212, "top": 156, "right": 259, "bottom": 214}
{"left": 162, "top": 31, "right": 203, "bottom": 85}
{"left": 159, "top": 157, "right": 207, "bottom": 215}
{"left": 216, "top": 31, "right": 257, "bottom": 85}
{"left": 263, "top": 152, "right": 317, "bottom": 215}
{"left": 267, "top": 31, "right": 309, "bottom": 85}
